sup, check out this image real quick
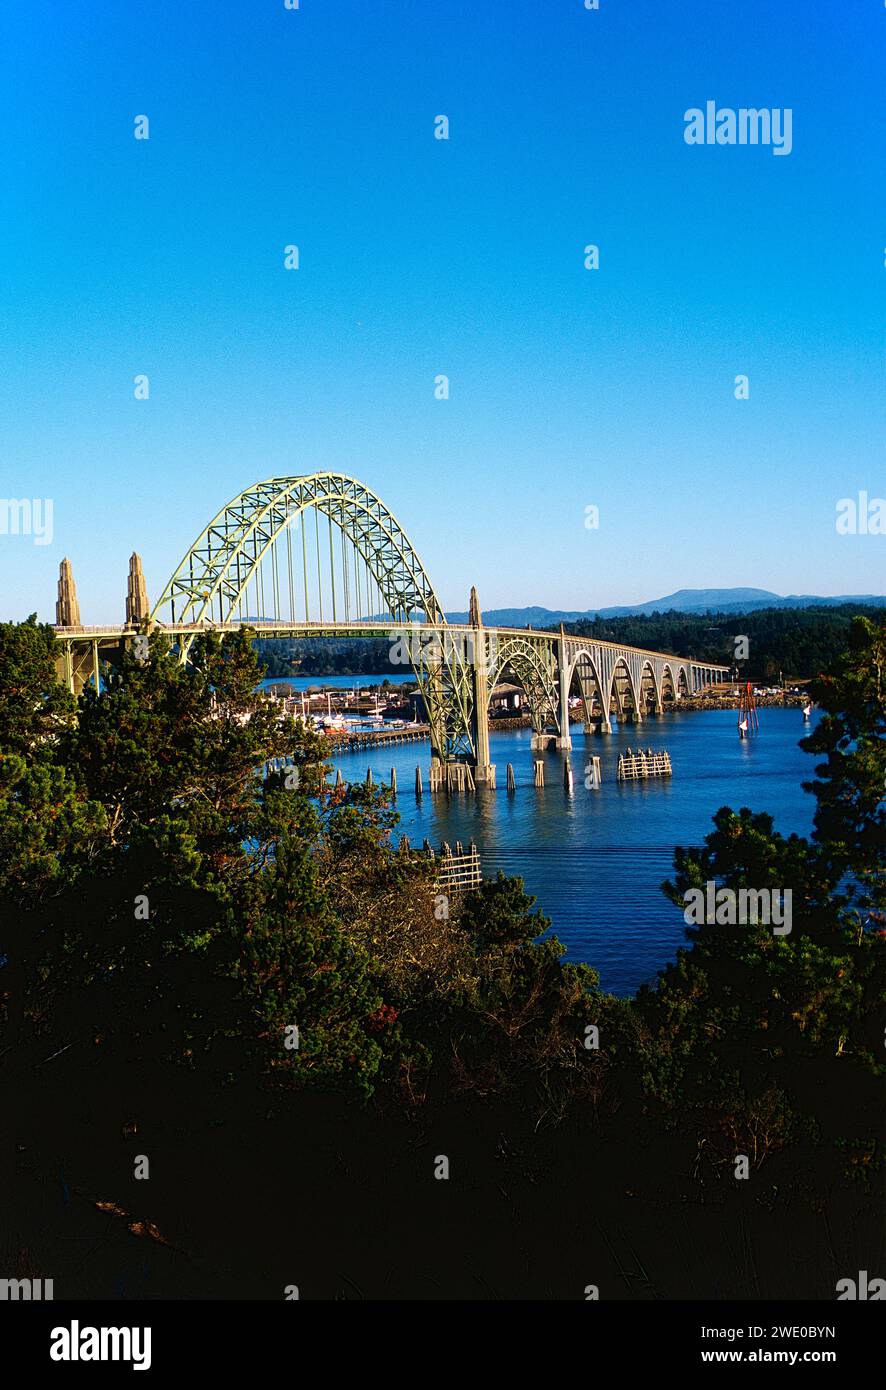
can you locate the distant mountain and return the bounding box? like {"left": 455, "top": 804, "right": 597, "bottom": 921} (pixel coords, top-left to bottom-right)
{"left": 445, "top": 589, "right": 886, "bottom": 625}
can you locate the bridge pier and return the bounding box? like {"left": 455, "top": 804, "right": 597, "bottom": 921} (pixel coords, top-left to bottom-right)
{"left": 55, "top": 636, "right": 107, "bottom": 697}
{"left": 556, "top": 626, "right": 572, "bottom": 750}
{"left": 583, "top": 718, "right": 611, "bottom": 735}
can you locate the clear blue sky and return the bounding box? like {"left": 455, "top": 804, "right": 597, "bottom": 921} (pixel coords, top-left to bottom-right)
{"left": 1, "top": 0, "right": 883, "bottom": 623}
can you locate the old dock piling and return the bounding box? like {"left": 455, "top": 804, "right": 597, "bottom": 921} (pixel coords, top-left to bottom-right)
{"left": 428, "top": 763, "right": 478, "bottom": 793}
{"left": 616, "top": 747, "right": 672, "bottom": 781}
{"left": 398, "top": 836, "right": 483, "bottom": 892}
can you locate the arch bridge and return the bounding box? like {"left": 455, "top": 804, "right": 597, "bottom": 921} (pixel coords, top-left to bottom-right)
{"left": 53, "top": 473, "right": 730, "bottom": 785}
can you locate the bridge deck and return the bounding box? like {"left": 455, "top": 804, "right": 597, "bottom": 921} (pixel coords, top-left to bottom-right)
{"left": 51, "top": 620, "right": 730, "bottom": 673}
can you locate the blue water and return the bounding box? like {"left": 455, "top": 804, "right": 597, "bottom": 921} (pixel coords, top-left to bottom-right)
{"left": 327, "top": 705, "right": 820, "bottom": 997}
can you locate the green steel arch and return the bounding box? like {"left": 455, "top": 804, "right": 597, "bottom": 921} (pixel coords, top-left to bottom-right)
{"left": 151, "top": 473, "right": 446, "bottom": 630}
{"left": 151, "top": 472, "right": 477, "bottom": 763}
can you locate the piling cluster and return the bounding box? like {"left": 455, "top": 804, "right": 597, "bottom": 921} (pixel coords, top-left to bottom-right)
{"left": 396, "top": 834, "right": 483, "bottom": 890}
{"left": 616, "top": 747, "right": 673, "bottom": 781}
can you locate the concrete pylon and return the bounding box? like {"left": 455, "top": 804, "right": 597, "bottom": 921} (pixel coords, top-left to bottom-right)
{"left": 469, "top": 585, "right": 481, "bottom": 627}
{"left": 126, "top": 552, "right": 150, "bottom": 626}
{"left": 56, "top": 558, "right": 81, "bottom": 627}
{"left": 468, "top": 586, "right": 496, "bottom": 786}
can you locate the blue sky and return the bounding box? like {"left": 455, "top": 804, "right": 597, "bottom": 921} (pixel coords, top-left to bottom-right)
{"left": 0, "top": 0, "right": 883, "bottom": 623}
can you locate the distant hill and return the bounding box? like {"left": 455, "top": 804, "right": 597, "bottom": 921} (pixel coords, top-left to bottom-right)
{"left": 445, "top": 589, "right": 886, "bottom": 625}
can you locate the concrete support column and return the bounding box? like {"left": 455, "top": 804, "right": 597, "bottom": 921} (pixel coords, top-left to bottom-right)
{"left": 556, "top": 627, "right": 572, "bottom": 750}
{"left": 600, "top": 679, "right": 614, "bottom": 733}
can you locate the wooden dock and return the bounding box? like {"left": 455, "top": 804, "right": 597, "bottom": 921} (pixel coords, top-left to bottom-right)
{"left": 327, "top": 724, "right": 431, "bottom": 751}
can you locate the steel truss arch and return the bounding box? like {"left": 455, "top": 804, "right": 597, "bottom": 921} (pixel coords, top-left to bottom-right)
{"left": 152, "top": 473, "right": 445, "bottom": 633}
{"left": 152, "top": 473, "right": 478, "bottom": 764}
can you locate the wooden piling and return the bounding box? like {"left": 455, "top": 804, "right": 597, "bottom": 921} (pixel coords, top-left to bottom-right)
{"left": 390, "top": 767, "right": 397, "bottom": 796}
{"left": 563, "top": 760, "right": 574, "bottom": 793}
{"left": 415, "top": 766, "right": 423, "bottom": 798}
{"left": 534, "top": 760, "right": 545, "bottom": 787}
{"left": 506, "top": 762, "right": 516, "bottom": 792}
